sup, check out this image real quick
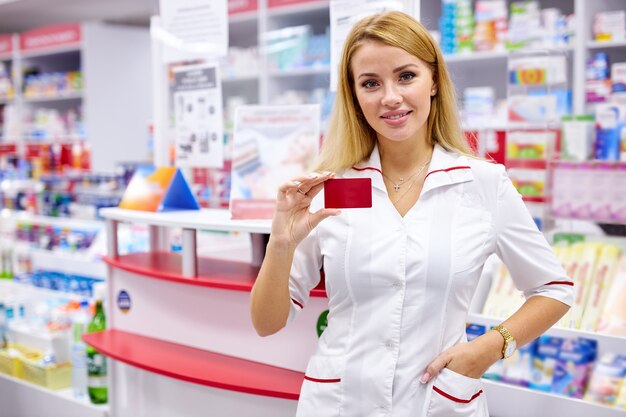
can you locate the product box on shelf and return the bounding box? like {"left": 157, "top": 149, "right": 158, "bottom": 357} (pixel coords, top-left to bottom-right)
{"left": 611, "top": 164, "right": 626, "bottom": 220}
{"left": 19, "top": 355, "right": 71, "bottom": 390}
{"left": 595, "top": 102, "right": 626, "bottom": 161}
{"left": 561, "top": 115, "right": 595, "bottom": 161}
{"left": 597, "top": 256, "right": 626, "bottom": 337}
{"left": 584, "top": 353, "right": 626, "bottom": 406}
{"left": 593, "top": 11, "right": 626, "bottom": 42}
{"left": 0, "top": 347, "right": 23, "bottom": 378}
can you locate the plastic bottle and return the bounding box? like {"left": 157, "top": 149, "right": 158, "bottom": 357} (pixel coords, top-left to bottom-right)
{"left": 86, "top": 298, "right": 107, "bottom": 404}
{"left": 72, "top": 300, "right": 90, "bottom": 400}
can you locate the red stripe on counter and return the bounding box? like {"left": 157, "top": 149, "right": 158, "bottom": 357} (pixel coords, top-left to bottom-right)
{"left": 545, "top": 281, "right": 574, "bottom": 286}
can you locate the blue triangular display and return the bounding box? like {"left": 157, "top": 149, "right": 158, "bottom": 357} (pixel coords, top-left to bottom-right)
{"left": 159, "top": 169, "right": 200, "bottom": 211}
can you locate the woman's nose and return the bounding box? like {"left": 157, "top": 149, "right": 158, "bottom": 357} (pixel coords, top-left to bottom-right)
{"left": 381, "top": 85, "right": 402, "bottom": 106}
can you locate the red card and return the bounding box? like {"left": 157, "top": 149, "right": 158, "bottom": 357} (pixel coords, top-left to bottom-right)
{"left": 324, "top": 178, "right": 372, "bottom": 209}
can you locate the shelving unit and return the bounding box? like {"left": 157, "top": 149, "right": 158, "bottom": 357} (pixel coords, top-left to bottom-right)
{"left": 0, "top": 22, "right": 153, "bottom": 171}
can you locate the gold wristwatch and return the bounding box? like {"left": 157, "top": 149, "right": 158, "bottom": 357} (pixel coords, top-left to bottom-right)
{"left": 493, "top": 325, "right": 517, "bottom": 359}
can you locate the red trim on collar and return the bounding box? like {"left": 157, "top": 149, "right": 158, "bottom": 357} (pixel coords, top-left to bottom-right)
{"left": 545, "top": 281, "right": 574, "bottom": 286}
{"left": 304, "top": 376, "right": 341, "bottom": 383}
{"left": 291, "top": 298, "right": 304, "bottom": 309}
{"left": 424, "top": 166, "right": 471, "bottom": 180}
{"left": 433, "top": 386, "right": 483, "bottom": 403}
{"left": 352, "top": 166, "right": 382, "bottom": 175}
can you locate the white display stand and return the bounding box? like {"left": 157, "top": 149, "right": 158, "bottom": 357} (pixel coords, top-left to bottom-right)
{"left": 86, "top": 207, "right": 329, "bottom": 417}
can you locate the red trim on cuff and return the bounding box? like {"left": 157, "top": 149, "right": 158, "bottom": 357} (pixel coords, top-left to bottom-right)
{"left": 425, "top": 166, "right": 471, "bottom": 180}
{"left": 304, "top": 376, "right": 341, "bottom": 383}
{"left": 291, "top": 298, "right": 304, "bottom": 309}
{"left": 545, "top": 281, "right": 574, "bottom": 286}
{"left": 433, "top": 386, "right": 483, "bottom": 404}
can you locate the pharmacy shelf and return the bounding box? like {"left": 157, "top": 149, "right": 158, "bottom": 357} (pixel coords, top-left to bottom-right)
{"left": 0, "top": 372, "right": 108, "bottom": 417}
{"left": 468, "top": 313, "right": 626, "bottom": 357}
{"left": 483, "top": 379, "right": 624, "bottom": 417}
{"left": 587, "top": 39, "right": 626, "bottom": 49}
{"left": 444, "top": 45, "right": 574, "bottom": 64}
{"left": 444, "top": 50, "right": 509, "bottom": 63}
{"left": 20, "top": 44, "right": 81, "bottom": 58}
{"left": 269, "top": 66, "right": 330, "bottom": 77}
{"left": 26, "top": 247, "right": 106, "bottom": 279}
{"left": 551, "top": 216, "right": 626, "bottom": 227}
{"left": 103, "top": 251, "right": 326, "bottom": 297}
{"left": 83, "top": 329, "right": 303, "bottom": 400}
{"left": 0, "top": 278, "right": 97, "bottom": 302}
{"left": 100, "top": 207, "right": 271, "bottom": 234}
{"left": 0, "top": 209, "right": 104, "bottom": 231}
{"left": 22, "top": 91, "right": 83, "bottom": 103}
{"left": 0, "top": 96, "right": 14, "bottom": 105}
{"left": 267, "top": 0, "right": 329, "bottom": 16}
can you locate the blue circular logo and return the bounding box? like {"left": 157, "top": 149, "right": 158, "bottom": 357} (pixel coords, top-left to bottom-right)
{"left": 117, "top": 290, "right": 131, "bottom": 314}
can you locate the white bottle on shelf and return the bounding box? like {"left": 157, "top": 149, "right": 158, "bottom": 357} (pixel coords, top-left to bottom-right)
{"left": 71, "top": 300, "right": 90, "bottom": 400}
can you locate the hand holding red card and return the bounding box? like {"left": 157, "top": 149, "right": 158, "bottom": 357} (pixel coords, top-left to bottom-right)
{"left": 324, "top": 178, "right": 372, "bottom": 209}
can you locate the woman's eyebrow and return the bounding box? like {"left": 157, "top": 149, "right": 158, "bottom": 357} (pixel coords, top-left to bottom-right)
{"left": 356, "top": 63, "right": 419, "bottom": 79}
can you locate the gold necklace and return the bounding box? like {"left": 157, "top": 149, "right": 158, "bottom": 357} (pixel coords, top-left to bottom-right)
{"left": 382, "top": 158, "right": 431, "bottom": 192}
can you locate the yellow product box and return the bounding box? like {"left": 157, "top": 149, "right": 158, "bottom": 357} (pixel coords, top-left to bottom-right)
{"left": 579, "top": 245, "right": 621, "bottom": 332}
{"left": 568, "top": 242, "right": 603, "bottom": 329}
{"left": 483, "top": 263, "right": 524, "bottom": 319}
{"left": 0, "top": 348, "right": 23, "bottom": 378}
{"left": 597, "top": 256, "right": 626, "bottom": 337}
{"left": 20, "top": 357, "right": 72, "bottom": 390}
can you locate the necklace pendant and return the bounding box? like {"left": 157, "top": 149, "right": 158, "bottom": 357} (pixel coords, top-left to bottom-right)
{"left": 393, "top": 183, "right": 400, "bottom": 192}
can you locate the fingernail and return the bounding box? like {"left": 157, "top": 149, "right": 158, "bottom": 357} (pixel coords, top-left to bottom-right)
{"left": 420, "top": 373, "right": 431, "bottom": 384}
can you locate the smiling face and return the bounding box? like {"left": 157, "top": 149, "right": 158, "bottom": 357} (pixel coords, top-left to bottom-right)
{"left": 351, "top": 40, "right": 436, "bottom": 146}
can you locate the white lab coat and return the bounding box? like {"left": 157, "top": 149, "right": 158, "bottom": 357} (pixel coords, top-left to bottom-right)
{"left": 288, "top": 144, "right": 573, "bottom": 417}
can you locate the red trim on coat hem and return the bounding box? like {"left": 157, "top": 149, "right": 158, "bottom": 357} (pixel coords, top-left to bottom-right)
{"left": 424, "top": 166, "right": 471, "bottom": 180}
{"left": 352, "top": 166, "right": 382, "bottom": 175}
{"left": 433, "top": 386, "right": 483, "bottom": 403}
{"left": 304, "top": 376, "right": 341, "bottom": 383}
{"left": 291, "top": 298, "right": 304, "bottom": 309}
{"left": 545, "top": 281, "right": 574, "bottom": 286}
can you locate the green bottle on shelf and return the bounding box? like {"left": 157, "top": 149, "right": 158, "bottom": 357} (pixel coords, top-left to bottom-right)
{"left": 86, "top": 298, "right": 108, "bottom": 404}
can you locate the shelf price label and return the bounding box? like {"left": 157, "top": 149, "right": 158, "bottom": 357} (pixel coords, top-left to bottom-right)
{"left": 0, "top": 35, "right": 12, "bottom": 56}
{"left": 20, "top": 23, "right": 81, "bottom": 52}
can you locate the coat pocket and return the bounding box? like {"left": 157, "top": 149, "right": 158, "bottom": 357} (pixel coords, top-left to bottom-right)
{"left": 296, "top": 355, "right": 344, "bottom": 417}
{"left": 427, "top": 368, "right": 487, "bottom": 417}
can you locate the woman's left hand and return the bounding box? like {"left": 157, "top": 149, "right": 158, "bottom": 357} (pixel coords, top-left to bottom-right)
{"left": 420, "top": 331, "right": 504, "bottom": 383}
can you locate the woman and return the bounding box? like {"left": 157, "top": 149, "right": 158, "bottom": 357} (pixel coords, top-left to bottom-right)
{"left": 250, "top": 11, "right": 573, "bottom": 417}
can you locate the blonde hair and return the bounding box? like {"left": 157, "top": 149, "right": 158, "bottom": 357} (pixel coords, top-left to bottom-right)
{"left": 316, "top": 11, "right": 471, "bottom": 172}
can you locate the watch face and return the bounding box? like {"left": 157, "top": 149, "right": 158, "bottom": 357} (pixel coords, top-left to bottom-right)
{"left": 504, "top": 340, "right": 517, "bottom": 358}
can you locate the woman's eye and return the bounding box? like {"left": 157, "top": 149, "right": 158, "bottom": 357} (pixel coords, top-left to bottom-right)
{"left": 362, "top": 80, "right": 378, "bottom": 88}
{"left": 399, "top": 72, "right": 415, "bottom": 81}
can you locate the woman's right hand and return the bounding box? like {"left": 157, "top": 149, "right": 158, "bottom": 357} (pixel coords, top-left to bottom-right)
{"left": 271, "top": 171, "right": 341, "bottom": 250}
